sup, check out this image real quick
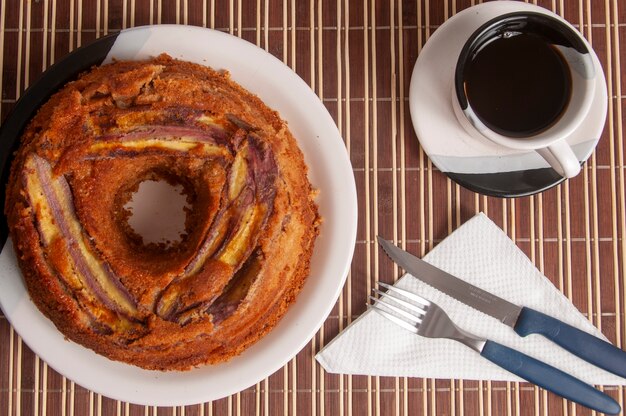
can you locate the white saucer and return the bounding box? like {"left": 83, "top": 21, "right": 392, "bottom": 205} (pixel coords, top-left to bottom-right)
{"left": 409, "top": 1, "right": 607, "bottom": 197}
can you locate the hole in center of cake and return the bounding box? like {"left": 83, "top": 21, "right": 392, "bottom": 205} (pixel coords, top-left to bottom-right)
{"left": 124, "top": 179, "right": 190, "bottom": 247}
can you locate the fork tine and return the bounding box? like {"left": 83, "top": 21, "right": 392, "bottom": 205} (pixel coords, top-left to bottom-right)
{"left": 368, "top": 304, "right": 418, "bottom": 334}
{"left": 377, "top": 282, "right": 430, "bottom": 306}
{"left": 372, "top": 288, "right": 428, "bottom": 316}
{"left": 369, "top": 295, "right": 423, "bottom": 324}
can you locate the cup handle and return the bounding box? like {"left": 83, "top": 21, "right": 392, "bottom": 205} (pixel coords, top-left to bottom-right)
{"left": 536, "top": 140, "right": 581, "bottom": 178}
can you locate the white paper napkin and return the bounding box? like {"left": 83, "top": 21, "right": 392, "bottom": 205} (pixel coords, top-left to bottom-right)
{"left": 316, "top": 213, "right": 626, "bottom": 385}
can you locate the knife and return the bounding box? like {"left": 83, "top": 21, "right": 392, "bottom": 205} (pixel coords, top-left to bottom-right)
{"left": 377, "top": 237, "right": 626, "bottom": 379}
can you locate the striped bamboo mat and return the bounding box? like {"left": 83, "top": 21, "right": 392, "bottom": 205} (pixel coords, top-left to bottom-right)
{"left": 1, "top": 0, "right": 625, "bottom": 415}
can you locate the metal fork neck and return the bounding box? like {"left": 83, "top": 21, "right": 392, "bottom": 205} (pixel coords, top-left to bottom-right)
{"left": 451, "top": 326, "right": 487, "bottom": 353}
{"left": 419, "top": 309, "right": 486, "bottom": 352}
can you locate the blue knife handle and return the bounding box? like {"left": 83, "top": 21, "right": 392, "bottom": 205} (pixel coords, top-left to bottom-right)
{"left": 481, "top": 341, "right": 620, "bottom": 415}
{"left": 514, "top": 307, "right": 626, "bottom": 379}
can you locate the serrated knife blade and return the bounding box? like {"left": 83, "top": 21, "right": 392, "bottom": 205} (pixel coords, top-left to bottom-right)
{"left": 377, "top": 237, "right": 522, "bottom": 326}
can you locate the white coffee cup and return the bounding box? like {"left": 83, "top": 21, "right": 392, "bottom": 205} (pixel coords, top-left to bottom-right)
{"left": 452, "top": 12, "right": 596, "bottom": 179}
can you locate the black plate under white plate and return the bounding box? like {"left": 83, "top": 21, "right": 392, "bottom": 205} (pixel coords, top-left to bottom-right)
{"left": 409, "top": 1, "right": 607, "bottom": 198}
{"left": 0, "top": 25, "right": 357, "bottom": 406}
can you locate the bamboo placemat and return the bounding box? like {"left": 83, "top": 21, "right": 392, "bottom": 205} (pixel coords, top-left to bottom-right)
{"left": 1, "top": 0, "right": 625, "bottom": 415}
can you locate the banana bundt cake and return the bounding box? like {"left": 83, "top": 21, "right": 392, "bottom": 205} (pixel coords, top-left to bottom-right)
{"left": 5, "top": 54, "right": 320, "bottom": 370}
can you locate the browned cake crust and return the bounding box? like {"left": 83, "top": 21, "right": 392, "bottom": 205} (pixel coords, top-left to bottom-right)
{"left": 5, "top": 54, "right": 320, "bottom": 370}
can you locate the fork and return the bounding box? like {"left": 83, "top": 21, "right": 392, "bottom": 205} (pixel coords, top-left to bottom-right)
{"left": 370, "top": 282, "right": 621, "bottom": 415}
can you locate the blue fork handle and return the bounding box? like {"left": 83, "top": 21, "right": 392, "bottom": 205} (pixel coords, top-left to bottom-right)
{"left": 481, "top": 341, "right": 620, "bottom": 415}
{"left": 514, "top": 307, "right": 626, "bottom": 379}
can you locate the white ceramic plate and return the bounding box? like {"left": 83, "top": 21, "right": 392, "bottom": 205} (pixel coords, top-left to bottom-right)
{"left": 0, "top": 25, "right": 357, "bottom": 406}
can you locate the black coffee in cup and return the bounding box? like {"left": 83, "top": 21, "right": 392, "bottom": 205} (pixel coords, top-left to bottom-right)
{"left": 456, "top": 13, "right": 589, "bottom": 139}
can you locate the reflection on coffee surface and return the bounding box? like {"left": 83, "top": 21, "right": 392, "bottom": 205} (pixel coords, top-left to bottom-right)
{"left": 464, "top": 32, "right": 572, "bottom": 138}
